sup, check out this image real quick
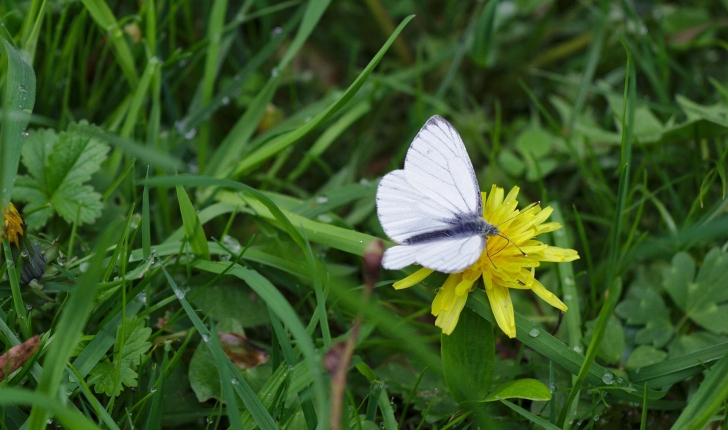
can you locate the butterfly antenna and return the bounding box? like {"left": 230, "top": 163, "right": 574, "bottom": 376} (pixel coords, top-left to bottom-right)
{"left": 494, "top": 201, "right": 541, "bottom": 229}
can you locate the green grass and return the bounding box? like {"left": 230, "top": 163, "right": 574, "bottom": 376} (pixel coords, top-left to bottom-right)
{"left": 1, "top": 1, "right": 728, "bottom": 429}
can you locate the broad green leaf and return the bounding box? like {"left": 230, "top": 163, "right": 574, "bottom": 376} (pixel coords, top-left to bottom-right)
{"left": 0, "top": 39, "right": 36, "bottom": 208}
{"left": 483, "top": 378, "right": 551, "bottom": 402}
{"left": 188, "top": 275, "right": 270, "bottom": 328}
{"left": 663, "top": 248, "right": 728, "bottom": 334}
{"left": 176, "top": 185, "right": 210, "bottom": 260}
{"left": 626, "top": 345, "right": 667, "bottom": 370}
{"left": 441, "top": 307, "right": 494, "bottom": 404}
{"left": 583, "top": 316, "right": 625, "bottom": 364}
{"left": 12, "top": 122, "right": 110, "bottom": 228}
{"left": 615, "top": 268, "right": 674, "bottom": 348}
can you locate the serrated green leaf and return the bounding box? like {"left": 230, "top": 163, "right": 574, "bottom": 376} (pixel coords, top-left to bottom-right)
{"left": 441, "top": 307, "right": 494, "bottom": 404}
{"left": 12, "top": 121, "right": 110, "bottom": 228}
{"left": 88, "top": 316, "right": 151, "bottom": 397}
{"left": 664, "top": 249, "right": 728, "bottom": 334}
{"left": 483, "top": 379, "right": 551, "bottom": 402}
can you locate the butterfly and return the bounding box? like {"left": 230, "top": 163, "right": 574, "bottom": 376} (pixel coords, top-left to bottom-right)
{"left": 376, "top": 115, "right": 504, "bottom": 274}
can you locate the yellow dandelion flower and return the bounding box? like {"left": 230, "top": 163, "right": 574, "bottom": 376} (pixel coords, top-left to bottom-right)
{"left": 2, "top": 202, "right": 25, "bottom": 246}
{"left": 393, "top": 185, "right": 579, "bottom": 338}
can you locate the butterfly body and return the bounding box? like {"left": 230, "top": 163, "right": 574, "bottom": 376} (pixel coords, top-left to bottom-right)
{"left": 376, "top": 115, "right": 493, "bottom": 274}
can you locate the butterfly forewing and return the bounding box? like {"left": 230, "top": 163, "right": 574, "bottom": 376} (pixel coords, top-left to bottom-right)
{"left": 376, "top": 115, "right": 485, "bottom": 273}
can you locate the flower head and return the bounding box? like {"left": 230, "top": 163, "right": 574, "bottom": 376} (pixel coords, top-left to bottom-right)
{"left": 3, "top": 202, "right": 25, "bottom": 246}
{"left": 2, "top": 202, "right": 47, "bottom": 284}
{"left": 393, "top": 185, "right": 579, "bottom": 338}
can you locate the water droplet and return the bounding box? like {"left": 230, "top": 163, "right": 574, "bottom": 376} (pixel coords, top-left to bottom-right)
{"left": 594, "top": 415, "right": 600, "bottom": 421}
{"left": 25, "top": 304, "right": 32, "bottom": 311}
{"left": 220, "top": 254, "right": 230, "bottom": 261}
{"left": 602, "top": 371, "right": 614, "bottom": 385}
{"left": 271, "top": 68, "right": 279, "bottom": 77}
{"left": 221, "top": 96, "right": 230, "bottom": 105}
{"left": 316, "top": 195, "right": 328, "bottom": 204}
{"left": 18, "top": 84, "right": 26, "bottom": 93}
{"left": 271, "top": 27, "right": 283, "bottom": 37}
{"left": 231, "top": 378, "right": 237, "bottom": 385}
{"left": 175, "top": 289, "right": 185, "bottom": 299}
{"left": 573, "top": 345, "right": 584, "bottom": 354}
{"left": 185, "top": 128, "right": 197, "bottom": 139}
{"left": 287, "top": 364, "right": 294, "bottom": 370}
{"left": 616, "top": 377, "right": 624, "bottom": 386}
{"left": 207, "top": 416, "right": 214, "bottom": 424}
{"left": 564, "top": 276, "right": 574, "bottom": 285}
{"left": 236, "top": 12, "right": 245, "bottom": 21}
{"left": 150, "top": 386, "right": 157, "bottom": 393}
{"left": 639, "top": 26, "right": 648, "bottom": 35}
{"left": 21, "top": 131, "right": 29, "bottom": 137}
{"left": 359, "top": 240, "right": 363, "bottom": 243}
{"left": 528, "top": 327, "right": 540, "bottom": 337}
{"left": 563, "top": 294, "right": 572, "bottom": 300}
{"left": 20, "top": 251, "right": 28, "bottom": 258}
{"left": 202, "top": 334, "right": 210, "bottom": 342}
{"left": 317, "top": 214, "right": 333, "bottom": 223}
{"left": 380, "top": 422, "right": 385, "bottom": 429}
{"left": 635, "top": 367, "right": 640, "bottom": 374}
{"left": 178, "top": 59, "right": 188, "bottom": 68}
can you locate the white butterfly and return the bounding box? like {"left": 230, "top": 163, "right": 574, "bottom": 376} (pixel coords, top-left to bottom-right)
{"left": 376, "top": 115, "right": 500, "bottom": 274}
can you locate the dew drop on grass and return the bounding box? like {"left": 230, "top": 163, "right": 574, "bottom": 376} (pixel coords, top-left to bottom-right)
{"left": 25, "top": 304, "right": 32, "bottom": 311}
{"left": 316, "top": 195, "right": 328, "bottom": 204}
{"left": 207, "top": 416, "right": 214, "bottom": 424}
{"left": 231, "top": 378, "right": 237, "bottom": 385}
{"left": 175, "top": 289, "right": 185, "bottom": 299}
{"left": 602, "top": 371, "right": 614, "bottom": 385}
{"left": 202, "top": 333, "right": 210, "bottom": 343}
{"left": 222, "top": 96, "right": 230, "bottom": 105}
{"left": 317, "top": 214, "right": 333, "bottom": 223}
{"left": 634, "top": 367, "right": 640, "bottom": 374}
{"left": 528, "top": 327, "right": 540, "bottom": 337}
{"left": 150, "top": 386, "right": 157, "bottom": 393}
{"left": 271, "top": 68, "right": 279, "bottom": 77}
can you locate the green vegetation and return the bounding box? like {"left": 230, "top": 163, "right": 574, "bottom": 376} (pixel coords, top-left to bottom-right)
{"left": 1, "top": 1, "right": 727, "bottom": 428}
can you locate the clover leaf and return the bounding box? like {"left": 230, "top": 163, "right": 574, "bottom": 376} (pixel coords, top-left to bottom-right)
{"left": 12, "top": 121, "right": 109, "bottom": 229}
{"left": 663, "top": 248, "right": 728, "bottom": 335}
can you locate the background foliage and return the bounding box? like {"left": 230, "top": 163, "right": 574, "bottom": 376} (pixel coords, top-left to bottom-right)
{"left": 1, "top": 0, "right": 727, "bottom": 429}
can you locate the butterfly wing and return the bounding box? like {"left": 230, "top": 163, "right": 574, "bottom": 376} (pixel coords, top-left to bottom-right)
{"left": 376, "top": 115, "right": 484, "bottom": 273}
{"left": 383, "top": 235, "right": 485, "bottom": 273}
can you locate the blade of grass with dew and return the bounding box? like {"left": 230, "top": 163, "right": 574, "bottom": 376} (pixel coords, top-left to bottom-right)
{"left": 499, "top": 400, "right": 561, "bottom": 430}
{"left": 566, "top": 0, "right": 608, "bottom": 134}
{"left": 82, "top": 127, "right": 184, "bottom": 171}
{"left": 229, "top": 15, "right": 415, "bottom": 177}
{"left": 549, "top": 204, "right": 581, "bottom": 419}
{"left": 176, "top": 184, "right": 211, "bottom": 260}
{"left": 19, "top": 0, "right": 46, "bottom": 64}
{"left": 557, "top": 277, "right": 622, "bottom": 428}
{"left": 207, "top": 0, "right": 333, "bottom": 176}
{"left": 629, "top": 342, "right": 728, "bottom": 387}
{"left": 143, "top": 176, "right": 307, "bottom": 249}
{"left": 0, "top": 388, "right": 103, "bottom": 430}
{"left": 161, "top": 266, "right": 270, "bottom": 430}
{"left": 0, "top": 39, "right": 36, "bottom": 210}
{"left": 287, "top": 99, "right": 371, "bottom": 183}
{"left": 2, "top": 239, "right": 30, "bottom": 338}
{"left": 301, "top": 230, "right": 331, "bottom": 347}
{"left": 26, "top": 220, "right": 119, "bottom": 428}
{"left": 196, "top": 0, "right": 229, "bottom": 170}
{"left": 120, "top": 57, "right": 160, "bottom": 138}
{"left": 465, "top": 290, "right": 664, "bottom": 403}
{"left": 670, "top": 352, "right": 728, "bottom": 429}
{"left": 605, "top": 38, "right": 636, "bottom": 288}
{"left": 189, "top": 260, "right": 329, "bottom": 429}
{"left": 79, "top": 0, "right": 138, "bottom": 86}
